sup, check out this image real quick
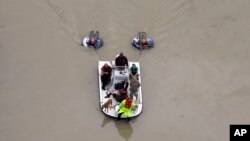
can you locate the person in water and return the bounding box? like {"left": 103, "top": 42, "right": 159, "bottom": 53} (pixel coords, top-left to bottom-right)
{"left": 139, "top": 32, "right": 148, "bottom": 47}
{"left": 101, "top": 63, "right": 112, "bottom": 90}
{"left": 88, "top": 31, "right": 99, "bottom": 46}
{"left": 140, "top": 38, "right": 148, "bottom": 46}
{"left": 115, "top": 52, "right": 128, "bottom": 68}
{"left": 83, "top": 31, "right": 99, "bottom": 48}
{"left": 117, "top": 97, "right": 136, "bottom": 121}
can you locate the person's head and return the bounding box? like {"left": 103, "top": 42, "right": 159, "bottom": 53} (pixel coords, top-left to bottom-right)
{"left": 90, "top": 36, "right": 96, "bottom": 44}
{"left": 104, "top": 63, "right": 109, "bottom": 68}
{"left": 141, "top": 38, "right": 147, "bottom": 45}
{"left": 125, "top": 97, "right": 133, "bottom": 108}
{"left": 132, "top": 64, "right": 136, "bottom": 68}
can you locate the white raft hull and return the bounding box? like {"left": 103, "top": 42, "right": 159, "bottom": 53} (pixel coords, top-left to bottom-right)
{"left": 98, "top": 61, "right": 142, "bottom": 118}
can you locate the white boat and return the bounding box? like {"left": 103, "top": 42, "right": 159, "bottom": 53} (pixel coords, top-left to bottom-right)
{"left": 98, "top": 61, "right": 142, "bottom": 118}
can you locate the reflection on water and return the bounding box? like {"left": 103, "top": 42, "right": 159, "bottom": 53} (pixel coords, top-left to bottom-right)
{"left": 115, "top": 120, "right": 133, "bottom": 141}
{"left": 101, "top": 116, "right": 133, "bottom": 141}
{"left": 101, "top": 116, "right": 112, "bottom": 128}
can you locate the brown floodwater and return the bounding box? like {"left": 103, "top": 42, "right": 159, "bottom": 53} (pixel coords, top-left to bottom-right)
{"left": 1, "top": 0, "right": 250, "bottom": 140}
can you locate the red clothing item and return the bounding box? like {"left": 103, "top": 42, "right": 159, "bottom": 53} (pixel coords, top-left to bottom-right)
{"left": 125, "top": 98, "right": 133, "bottom": 108}
{"left": 101, "top": 65, "right": 112, "bottom": 75}
{"left": 140, "top": 38, "right": 148, "bottom": 46}
{"left": 119, "top": 90, "right": 128, "bottom": 96}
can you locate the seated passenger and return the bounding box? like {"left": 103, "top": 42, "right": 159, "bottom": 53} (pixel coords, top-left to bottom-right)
{"left": 101, "top": 63, "right": 112, "bottom": 90}
{"left": 129, "top": 64, "right": 139, "bottom": 80}
{"left": 115, "top": 52, "right": 128, "bottom": 68}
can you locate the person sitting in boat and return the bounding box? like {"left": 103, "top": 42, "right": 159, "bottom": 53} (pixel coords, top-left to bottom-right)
{"left": 101, "top": 63, "right": 112, "bottom": 90}
{"left": 129, "top": 76, "right": 141, "bottom": 102}
{"left": 105, "top": 89, "right": 128, "bottom": 103}
{"left": 115, "top": 52, "right": 128, "bottom": 69}
{"left": 129, "top": 64, "right": 139, "bottom": 80}
{"left": 114, "top": 78, "right": 129, "bottom": 91}
{"left": 117, "top": 97, "right": 137, "bottom": 121}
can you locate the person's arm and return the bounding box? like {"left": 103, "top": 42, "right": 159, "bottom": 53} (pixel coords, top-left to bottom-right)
{"left": 131, "top": 102, "right": 136, "bottom": 110}
{"left": 134, "top": 68, "right": 138, "bottom": 75}
{"left": 125, "top": 58, "right": 128, "bottom": 66}
{"left": 119, "top": 100, "right": 125, "bottom": 109}
{"left": 107, "top": 67, "right": 112, "bottom": 75}
{"left": 124, "top": 82, "right": 129, "bottom": 90}
{"left": 115, "top": 58, "right": 119, "bottom": 66}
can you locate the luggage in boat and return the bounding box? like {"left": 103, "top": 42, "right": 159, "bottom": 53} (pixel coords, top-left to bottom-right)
{"left": 114, "top": 82, "right": 124, "bottom": 90}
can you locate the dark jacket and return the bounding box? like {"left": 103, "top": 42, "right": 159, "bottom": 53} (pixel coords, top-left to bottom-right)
{"left": 115, "top": 56, "right": 128, "bottom": 66}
